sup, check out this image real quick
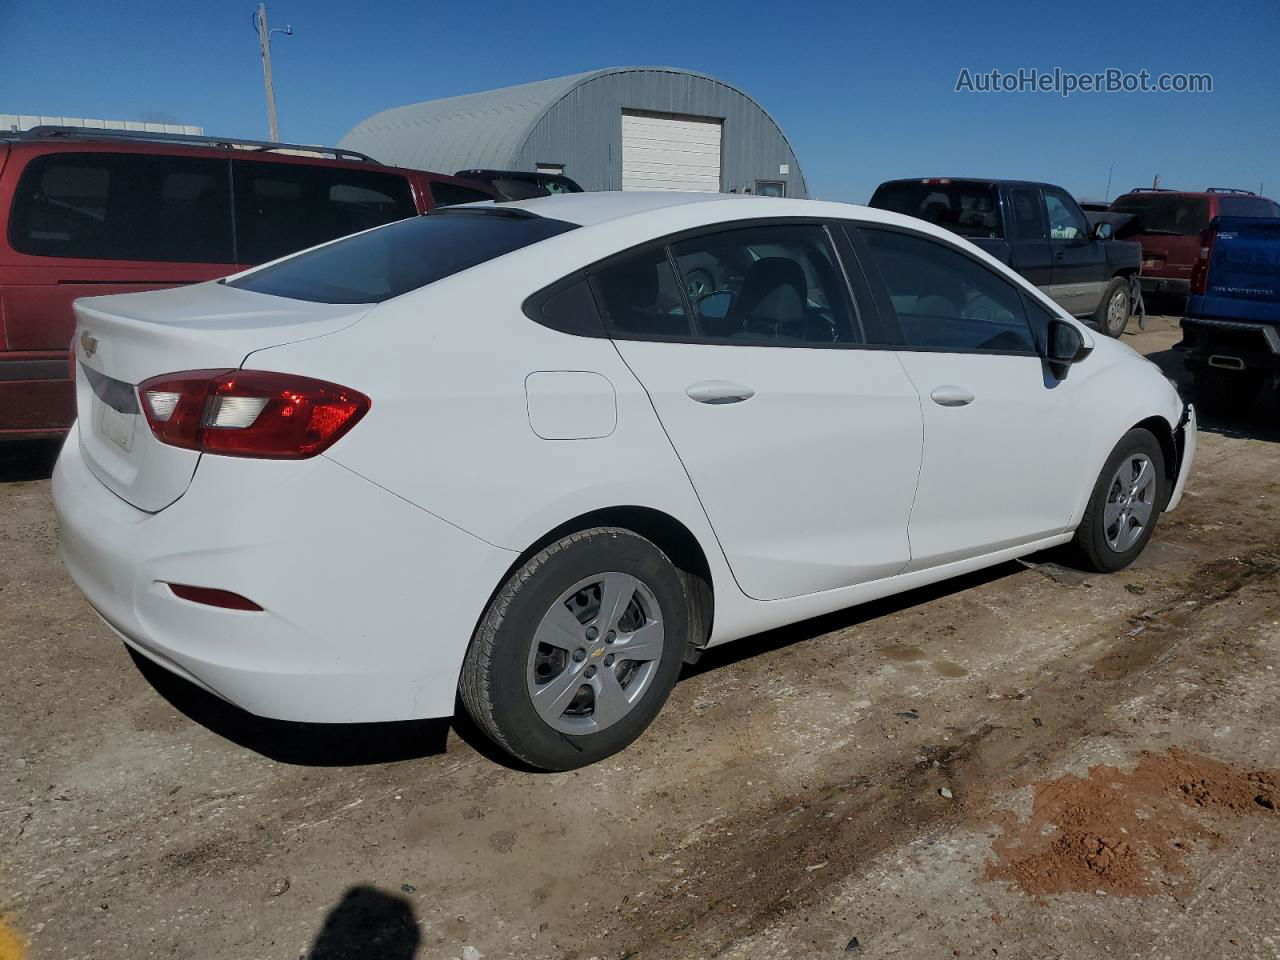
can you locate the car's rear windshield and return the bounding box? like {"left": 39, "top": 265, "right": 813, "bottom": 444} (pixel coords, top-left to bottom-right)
{"left": 227, "top": 209, "right": 578, "bottom": 304}
{"left": 868, "top": 181, "right": 1002, "bottom": 239}
{"left": 1109, "top": 194, "right": 1210, "bottom": 235}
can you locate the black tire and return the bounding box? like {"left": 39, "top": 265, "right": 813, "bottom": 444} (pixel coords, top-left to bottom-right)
{"left": 1094, "top": 277, "right": 1131, "bottom": 338}
{"left": 1192, "top": 366, "right": 1262, "bottom": 418}
{"left": 458, "top": 527, "right": 691, "bottom": 771}
{"left": 1069, "top": 428, "right": 1166, "bottom": 573}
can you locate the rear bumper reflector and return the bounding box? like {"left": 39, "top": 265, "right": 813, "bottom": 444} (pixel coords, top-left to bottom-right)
{"left": 167, "top": 583, "right": 264, "bottom": 611}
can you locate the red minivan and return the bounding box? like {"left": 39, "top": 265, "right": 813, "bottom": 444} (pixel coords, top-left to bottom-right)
{"left": 1109, "top": 188, "right": 1280, "bottom": 304}
{"left": 0, "top": 127, "right": 496, "bottom": 439}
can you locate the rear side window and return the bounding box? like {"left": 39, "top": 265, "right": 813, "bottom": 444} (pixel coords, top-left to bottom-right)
{"left": 229, "top": 210, "right": 578, "bottom": 304}
{"left": 429, "top": 181, "right": 493, "bottom": 207}
{"left": 1008, "top": 187, "right": 1046, "bottom": 241}
{"left": 233, "top": 160, "right": 416, "bottom": 264}
{"left": 590, "top": 247, "right": 690, "bottom": 338}
{"left": 1217, "top": 196, "right": 1279, "bottom": 218}
{"left": 669, "top": 224, "right": 860, "bottom": 345}
{"left": 868, "top": 181, "right": 1002, "bottom": 239}
{"left": 9, "top": 152, "right": 233, "bottom": 262}
{"left": 859, "top": 227, "right": 1036, "bottom": 354}
{"left": 1110, "top": 194, "right": 1210, "bottom": 235}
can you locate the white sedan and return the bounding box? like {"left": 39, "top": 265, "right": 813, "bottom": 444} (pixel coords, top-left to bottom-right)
{"left": 54, "top": 192, "right": 1196, "bottom": 770}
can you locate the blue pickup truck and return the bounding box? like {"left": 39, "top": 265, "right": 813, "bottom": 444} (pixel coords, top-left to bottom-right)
{"left": 869, "top": 178, "right": 1143, "bottom": 337}
{"left": 1180, "top": 216, "right": 1280, "bottom": 413}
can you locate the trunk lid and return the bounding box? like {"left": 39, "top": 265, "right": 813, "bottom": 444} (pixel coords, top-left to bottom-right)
{"left": 72, "top": 280, "right": 370, "bottom": 511}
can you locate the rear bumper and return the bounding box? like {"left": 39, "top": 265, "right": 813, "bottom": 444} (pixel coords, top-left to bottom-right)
{"left": 1179, "top": 317, "right": 1280, "bottom": 372}
{"left": 1165, "top": 403, "right": 1196, "bottom": 513}
{"left": 1138, "top": 276, "right": 1190, "bottom": 297}
{"left": 53, "top": 430, "right": 517, "bottom": 722}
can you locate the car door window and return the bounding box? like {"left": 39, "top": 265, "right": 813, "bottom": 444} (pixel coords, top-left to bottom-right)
{"left": 589, "top": 247, "right": 691, "bottom": 338}
{"left": 233, "top": 160, "right": 416, "bottom": 264}
{"left": 668, "top": 224, "right": 860, "bottom": 345}
{"left": 1008, "top": 187, "right": 1046, "bottom": 241}
{"left": 859, "top": 227, "right": 1036, "bottom": 354}
{"left": 1043, "top": 190, "right": 1089, "bottom": 242}
{"left": 10, "top": 152, "right": 233, "bottom": 263}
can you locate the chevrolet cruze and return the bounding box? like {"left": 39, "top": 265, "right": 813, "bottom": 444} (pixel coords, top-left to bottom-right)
{"left": 54, "top": 192, "right": 1196, "bottom": 770}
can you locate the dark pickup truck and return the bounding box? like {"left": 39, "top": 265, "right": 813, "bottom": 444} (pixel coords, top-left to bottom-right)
{"left": 869, "top": 178, "right": 1143, "bottom": 337}
{"left": 1180, "top": 215, "right": 1280, "bottom": 413}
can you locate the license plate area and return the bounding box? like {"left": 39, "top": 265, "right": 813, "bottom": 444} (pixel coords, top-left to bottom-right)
{"left": 96, "top": 395, "right": 136, "bottom": 451}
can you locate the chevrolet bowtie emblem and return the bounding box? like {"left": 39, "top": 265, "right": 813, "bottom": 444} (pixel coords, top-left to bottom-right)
{"left": 80, "top": 331, "right": 98, "bottom": 358}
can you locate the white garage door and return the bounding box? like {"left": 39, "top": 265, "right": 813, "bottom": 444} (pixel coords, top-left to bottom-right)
{"left": 621, "top": 110, "right": 722, "bottom": 192}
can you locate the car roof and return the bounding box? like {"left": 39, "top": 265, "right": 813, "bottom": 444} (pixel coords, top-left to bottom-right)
{"left": 875, "top": 177, "right": 1057, "bottom": 190}
{"left": 458, "top": 191, "right": 957, "bottom": 243}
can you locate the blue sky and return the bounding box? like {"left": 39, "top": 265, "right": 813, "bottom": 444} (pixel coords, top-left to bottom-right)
{"left": 3, "top": 0, "right": 1277, "bottom": 203}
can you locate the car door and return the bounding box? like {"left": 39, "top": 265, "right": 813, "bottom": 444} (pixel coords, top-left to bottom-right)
{"left": 851, "top": 224, "right": 1084, "bottom": 570}
{"left": 597, "top": 223, "right": 924, "bottom": 602}
{"left": 1005, "top": 186, "right": 1054, "bottom": 294}
{"left": 1043, "top": 187, "right": 1107, "bottom": 315}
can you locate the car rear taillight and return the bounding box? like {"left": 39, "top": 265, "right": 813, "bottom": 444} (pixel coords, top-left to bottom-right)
{"left": 1190, "top": 226, "right": 1216, "bottom": 295}
{"left": 137, "top": 370, "right": 370, "bottom": 459}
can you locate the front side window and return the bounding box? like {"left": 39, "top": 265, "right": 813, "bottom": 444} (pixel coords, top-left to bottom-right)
{"left": 1043, "top": 190, "right": 1089, "bottom": 241}
{"left": 229, "top": 209, "right": 578, "bottom": 304}
{"left": 859, "top": 227, "right": 1036, "bottom": 354}
{"left": 233, "top": 160, "right": 416, "bottom": 264}
{"left": 9, "top": 152, "right": 233, "bottom": 262}
{"left": 669, "top": 224, "right": 859, "bottom": 345}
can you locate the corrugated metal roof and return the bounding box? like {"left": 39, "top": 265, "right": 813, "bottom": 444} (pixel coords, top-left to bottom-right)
{"left": 339, "top": 69, "right": 602, "bottom": 174}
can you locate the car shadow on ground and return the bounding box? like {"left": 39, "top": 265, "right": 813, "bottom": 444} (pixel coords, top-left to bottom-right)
{"left": 0, "top": 438, "right": 60, "bottom": 482}
{"left": 681, "top": 560, "right": 1023, "bottom": 681}
{"left": 128, "top": 649, "right": 454, "bottom": 766}
{"left": 304, "top": 885, "right": 420, "bottom": 960}
{"left": 1144, "top": 346, "right": 1280, "bottom": 445}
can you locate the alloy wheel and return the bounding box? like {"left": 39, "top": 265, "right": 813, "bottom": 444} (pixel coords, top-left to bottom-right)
{"left": 1104, "top": 453, "right": 1155, "bottom": 552}
{"left": 525, "top": 572, "right": 665, "bottom": 735}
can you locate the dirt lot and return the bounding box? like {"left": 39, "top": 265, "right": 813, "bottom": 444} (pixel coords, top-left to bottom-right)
{"left": 2, "top": 314, "right": 1278, "bottom": 960}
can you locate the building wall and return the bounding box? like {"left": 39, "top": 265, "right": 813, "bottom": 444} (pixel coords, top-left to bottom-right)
{"left": 517, "top": 70, "right": 806, "bottom": 197}
{"left": 1, "top": 115, "right": 202, "bottom": 135}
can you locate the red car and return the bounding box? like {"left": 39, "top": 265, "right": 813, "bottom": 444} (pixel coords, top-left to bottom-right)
{"left": 1109, "top": 187, "right": 1280, "bottom": 304}
{"left": 0, "top": 126, "right": 495, "bottom": 440}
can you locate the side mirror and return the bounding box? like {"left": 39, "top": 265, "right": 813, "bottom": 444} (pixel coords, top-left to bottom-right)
{"left": 1047, "top": 318, "right": 1093, "bottom": 377}
{"left": 697, "top": 290, "right": 733, "bottom": 320}
{"left": 1093, "top": 221, "right": 1114, "bottom": 241}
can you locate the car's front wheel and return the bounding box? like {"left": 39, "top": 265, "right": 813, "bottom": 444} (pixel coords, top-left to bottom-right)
{"left": 1069, "top": 428, "right": 1166, "bottom": 572}
{"left": 459, "top": 527, "right": 691, "bottom": 770}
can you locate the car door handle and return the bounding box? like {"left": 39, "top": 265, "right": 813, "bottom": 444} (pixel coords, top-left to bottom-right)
{"left": 685, "top": 380, "right": 756, "bottom": 404}
{"left": 1055, "top": 251, "right": 1065, "bottom": 261}
{"left": 930, "top": 385, "right": 975, "bottom": 407}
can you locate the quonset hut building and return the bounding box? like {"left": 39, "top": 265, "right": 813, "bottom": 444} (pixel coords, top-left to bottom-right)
{"left": 340, "top": 66, "right": 807, "bottom": 198}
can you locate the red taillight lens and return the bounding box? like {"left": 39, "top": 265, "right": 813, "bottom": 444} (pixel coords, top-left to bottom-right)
{"left": 1190, "top": 226, "right": 1216, "bottom": 295}
{"left": 137, "top": 370, "right": 370, "bottom": 459}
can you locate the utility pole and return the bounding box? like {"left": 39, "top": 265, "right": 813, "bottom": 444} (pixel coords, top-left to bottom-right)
{"left": 255, "top": 4, "right": 292, "bottom": 141}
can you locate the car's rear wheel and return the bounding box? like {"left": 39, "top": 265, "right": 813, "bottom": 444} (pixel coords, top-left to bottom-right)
{"left": 1095, "top": 277, "right": 1132, "bottom": 338}
{"left": 1069, "top": 428, "right": 1166, "bottom": 572}
{"left": 459, "top": 527, "right": 690, "bottom": 770}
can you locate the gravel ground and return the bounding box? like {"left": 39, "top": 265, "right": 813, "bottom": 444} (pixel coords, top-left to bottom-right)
{"left": 1, "top": 314, "right": 1278, "bottom": 960}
